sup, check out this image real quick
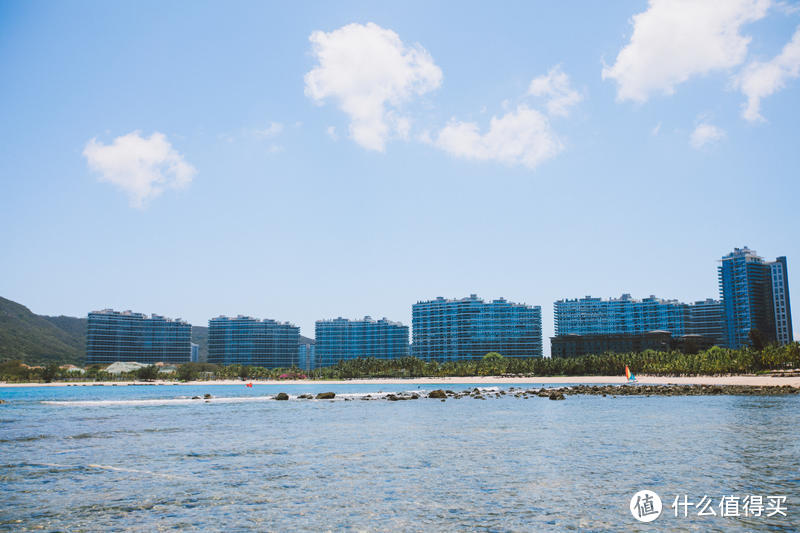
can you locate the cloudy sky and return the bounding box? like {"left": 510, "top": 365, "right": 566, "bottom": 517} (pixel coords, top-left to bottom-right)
{"left": 2, "top": 0, "right": 799, "bottom": 353}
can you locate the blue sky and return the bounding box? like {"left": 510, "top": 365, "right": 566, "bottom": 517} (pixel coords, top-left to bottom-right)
{"left": 1, "top": 0, "right": 799, "bottom": 353}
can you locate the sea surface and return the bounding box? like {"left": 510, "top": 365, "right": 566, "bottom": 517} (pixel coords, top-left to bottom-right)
{"left": 1, "top": 383, "right": 798, "bottom": 532}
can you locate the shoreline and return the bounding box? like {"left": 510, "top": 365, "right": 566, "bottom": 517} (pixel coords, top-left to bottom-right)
{"left": 2, "top": 375, "right": 799, "bottom": 388}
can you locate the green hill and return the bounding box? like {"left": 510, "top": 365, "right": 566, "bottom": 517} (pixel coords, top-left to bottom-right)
{"left": 191, "top": 325, "right": 208, "bottom": 362}
{"left": 0, "top": 297, "right": 84, "bottom": 364}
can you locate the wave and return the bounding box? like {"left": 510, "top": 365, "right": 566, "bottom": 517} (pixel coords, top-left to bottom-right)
{"left": 40, "top": 387, "right": 503, "bottom": 407}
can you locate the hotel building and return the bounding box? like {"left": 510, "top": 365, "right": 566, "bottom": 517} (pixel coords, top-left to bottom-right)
{"left": 551, "top": 294, "right": 724, "bottom": 357}
{"left": 207, "top": 316, "right": 300, "bottom": 367}
{"left": 315, "top": 316, "right": 409, "bottom": 367}
{"left": 86, "top": 309, "right": 191, "bottom": 364}
{"left": 412, "top": 295, "right": 542, "bottom": 362}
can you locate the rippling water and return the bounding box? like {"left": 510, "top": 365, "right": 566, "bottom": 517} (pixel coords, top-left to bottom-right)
{"left": 1, "top": 383, "right": 798, "bottom": 532}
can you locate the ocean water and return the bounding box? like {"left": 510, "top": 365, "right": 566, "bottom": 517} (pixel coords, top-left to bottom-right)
{"left": 1, "top": 383, "right": 798, "bottom": 532}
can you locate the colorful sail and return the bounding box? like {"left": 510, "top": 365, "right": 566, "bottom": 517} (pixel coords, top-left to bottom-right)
{"left": 625, "top": 366, "right": 636, "bottom": 381}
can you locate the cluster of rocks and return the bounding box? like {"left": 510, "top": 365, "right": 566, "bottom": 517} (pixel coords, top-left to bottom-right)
{"left": 567, "top": 384, "right": 797, "bottom": 397}
{"left": 191, "top": 393, "right": 214, "bottom": 400}
{"left": 186, "top": 384, "right": 798, "bottom": 404}
{"left": 500, "top": 384, "right": 799, "bottom": 398}
{"left": 425, "top": 388, "right": 566, "bottom": 401}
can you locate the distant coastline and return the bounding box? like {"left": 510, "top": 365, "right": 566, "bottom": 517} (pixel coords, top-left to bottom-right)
{"left": 2, "top": 374, "right": 799, "bottom": 388}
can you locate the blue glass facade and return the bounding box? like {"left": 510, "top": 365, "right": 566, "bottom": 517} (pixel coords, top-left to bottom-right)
{"left": 719, "top": 247, "right": 793, "bottom": 348}
{"left": 297, "top": 342, "right": 316, "bottom": 371}
{"left": 770, "top": 257, "right": 793, "bottom": 345}
{"left": 207, "top": 316, "right": 300, "bottom": 367}
{"left": 686, "top": 299, "right": 725, "bottom": 346}
{"left": 315, "top": 316, "right": 409, "bottom": 367}
{"left": 412, "top": 295, "right": 542, "bottom": 362}
{"left": 86, "top": 309, "right": 191, "bottom": 364}
{"left": 554, "top": 294, "right": 689, "bottom": 336}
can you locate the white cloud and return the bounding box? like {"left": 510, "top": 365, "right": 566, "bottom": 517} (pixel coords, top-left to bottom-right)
{"left": 735, "top": 25, "right": 800, "bottom": 121}
{"left": 651, "top": 122, "right": 662, "bottom": 136}
{"left": 690, "top": 122, "right": 726, "bottom": 148}
{"left": 326, "top": 126, "right": 338, "bottom": 140}
{"left": 253, "top": 122, "right": 284, "bottom": 138}
{"left": 435, "top": 105, "right": 563, "bottom": 169}
{"left": 528, "top": 65, "right": 583, "bottom": 116}
{"left": 603, "top": 0, "right": 770, "bottom": 102}
{"left": 304, "top": 22, "right": 443, "bottom": 151}
{"left": 83, "top": 131, "right": 196, "bottom": 208}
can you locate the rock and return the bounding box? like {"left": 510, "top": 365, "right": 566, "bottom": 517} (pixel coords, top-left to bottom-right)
{"left": 410, "top": 394, "right": 419, "bottom": 399}
{"left": 191, "top": 396, "right": 201, "bottom": 400}
{"left": 203, "top": 393, "right": 212, "bottom": 399}
{"left": 428, "top": 389, "right": 447, "bottom": 399}
{"left": 445, "top": 390, "right": 455, "bottom": 395}
{"left": 275, "top": 392, "right": 289, "bottom": 401}
{"left": 297, "top": 394, "right": 313, "bottom": 399}
{"left": 0, "top": 399, "right": 5, "bottom": 404}
{"left": 315, "top": 392, "right": 335, "bottom": 400}
{"left": 548, "top": 392, "right": 566, "bottom": 401}
{"left": 386, "top": 394, "right": 399, "bottom": 401}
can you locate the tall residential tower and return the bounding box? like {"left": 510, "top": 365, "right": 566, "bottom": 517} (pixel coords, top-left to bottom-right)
{"left": 718, "top": 247, "right": 793, "bottom": 348}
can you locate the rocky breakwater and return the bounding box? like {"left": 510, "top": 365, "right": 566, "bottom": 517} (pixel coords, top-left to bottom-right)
{"left": 204, "top": 384, "right": 799, "bottom": 405}
{"left": 539, "top": 384, "right": 799, "bottom": 397}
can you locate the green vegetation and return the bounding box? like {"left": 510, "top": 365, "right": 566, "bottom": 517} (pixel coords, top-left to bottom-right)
{"left": 191, "top": 326, "right": 208, "bottom": 362}
{"left": 2, "top": 343, "right": 798, "bottom": 383}
{"left": 0, "top": 297, "right": 84, "bottom": 364}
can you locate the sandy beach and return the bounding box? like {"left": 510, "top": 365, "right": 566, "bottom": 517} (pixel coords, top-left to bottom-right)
{"left": 2, "top": 375, "right": 799, "bottom": 388}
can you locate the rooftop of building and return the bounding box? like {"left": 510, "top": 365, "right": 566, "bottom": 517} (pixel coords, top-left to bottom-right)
{"left": 89, "top": 309, "right": 189, "bottom": 324}
{"left": 415, "top": 294, "right": 536, "bottom": 308}
{"left": 209, "top": 315, "right": 297, "bottom": 327}
{"left": 554, "top": 294, "right": 685, "bottom": 305}
{"left": 316, "top": 316, "right": 407, "bottom": 327}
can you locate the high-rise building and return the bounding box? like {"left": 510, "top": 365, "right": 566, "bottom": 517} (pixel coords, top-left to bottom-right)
{"left": 412, "top": 295, "right": 542, "bottom": 362}
{"left": 298, "top": 339, "right": 316, "bottom": 371}
{"left": 554, "top": 294, "right": 688, "bottom": 336}
{"left": 770, "top": 256, "right": 793, "bottom": 346}
{"left": 719, "top": 247, "right": 793, "bottom": 348}
{"left": 315, "top": 316, "right": 409, "bottom": 367}
{"left": 686, "top": 299, "right": 725, "bottom": 346}
{"left": 86, "top": 309, "right": 191, "bottom": 364}
{"left": 551, "top": 294, "right": 724, "bottom": 356}
{"left": 190, "top": 343, "right": 199, "bottom": 363}
{"left": 207, "top": 316, "right": 300, "bottom": 367}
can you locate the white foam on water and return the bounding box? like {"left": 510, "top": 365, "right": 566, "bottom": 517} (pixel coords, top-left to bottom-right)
{"left": 24, "top": 462, "right": 189, "bottom": 480}
{"left": 42, "top": 396, "right": 277, "bottom": 407}
{"left": 40, "top": 387, "right": 502, "bottom": 407}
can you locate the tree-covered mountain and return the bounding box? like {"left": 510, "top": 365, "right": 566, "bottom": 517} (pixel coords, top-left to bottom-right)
{"left": 0, "top": 297, "right": 84, "bottom": 364}
{"left": 191, "top": 325, "right": 208, "bottom": 362}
